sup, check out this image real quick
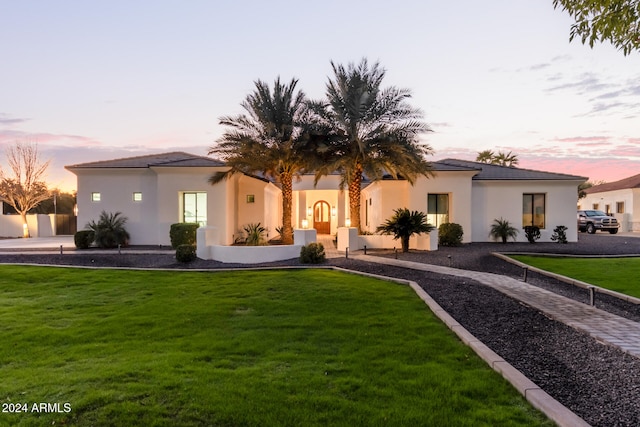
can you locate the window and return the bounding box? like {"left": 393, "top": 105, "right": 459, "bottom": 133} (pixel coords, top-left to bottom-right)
{"left": 91, "top": 192, "right": 101, "bottom": 202}
{"left": 133, "top": 192, "right": 142, "bottom": 202}
{"left": 522, "top": 193, "right": 545, "bottom": 228}
{"left": 592, "top": 203, "right": 599, "bottom": 210}
{"left": 427, "top": 194, "right": 449, "bottom": 227}
{"left": 605, "top": 204, "right": 611, "bottom": 215}
{"left": 617, "top": 202, "right": 625, "bottom": 214}
{"left": 246, "top": 194, "right": 255, "bottom": 203}
{"left": 183, "top": 192, "right": 207, "bottom": 225}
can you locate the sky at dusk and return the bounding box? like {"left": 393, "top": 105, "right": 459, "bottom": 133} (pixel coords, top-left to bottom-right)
{"left": 1, "top": 0, "right": 639, "bottom": 192}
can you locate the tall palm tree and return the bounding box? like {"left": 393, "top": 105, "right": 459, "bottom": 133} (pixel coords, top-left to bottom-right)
{"left": 208, "top": 78, "right": 308, "bottom": 245}
{"left": 476, "top": 149, "right": 495, "bottom": 163}
{"left": 308, "top": 59, "right": 433, "bottom": 232}
{"left": 492, "top": 151, "right": 519, "bottom": 167}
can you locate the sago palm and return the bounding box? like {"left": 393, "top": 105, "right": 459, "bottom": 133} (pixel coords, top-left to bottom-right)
{"left": 489, "top": 218, "right": 519, "bottom": 243}
{"left": 376, "top": 208, "right": 434, "bottom": 252}
{"left": 308, "top": 59, "right": 433, "bottom": 233}
{"left": 209, "top": 78, "right": 308, "bottom": 245}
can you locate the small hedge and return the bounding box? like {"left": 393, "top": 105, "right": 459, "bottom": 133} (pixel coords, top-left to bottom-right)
{"left": 300, "top": 243, "right": 326, "bottom": 264}
{"left": 524, "top": 226, "right": 541, "bottom": 243}
{"left": 438, "top": 223, "right": 463, "bottom": 247}
{"left": 176, "top": 244, "right": 197, "bottom": 263}
{"left": 170, "top": 223, "right": 200, "bottom": 249}
{"left": 74, "top": 230, "right": 95, "bottom": 249}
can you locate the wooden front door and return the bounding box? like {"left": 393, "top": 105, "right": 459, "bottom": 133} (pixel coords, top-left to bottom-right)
{"left": 313, "top": 201, "right": 331, "bottom": 234}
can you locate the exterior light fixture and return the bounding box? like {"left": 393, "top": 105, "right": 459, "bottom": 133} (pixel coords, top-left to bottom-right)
{"left": 345, "top": 218, "right": 351, "bottom": 227}
{"left": 301, "top": 219, "right": 309, "bottom": 229}
{"left": 307, "top": 206, "right": 312, "bottom": 216}
{"left": 331, "top": 206, "right": 336, "bottom": 216}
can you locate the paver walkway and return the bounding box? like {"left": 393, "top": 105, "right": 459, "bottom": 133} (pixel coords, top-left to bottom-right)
{"left": 354, "top": 254, "right": 640, "bottom": 358}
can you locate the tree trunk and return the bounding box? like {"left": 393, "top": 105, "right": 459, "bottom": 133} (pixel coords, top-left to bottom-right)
{"left": 20, "top": 212, "right": 30, "bottom": 238}
{"left": 348, "top": 164, "right": 363, "bottom": 233}
{"left": 281, "top": 173, "right": 294, "bottom": 245}
{"left": 401, "top": 236, "right": 410, "bottom": 252}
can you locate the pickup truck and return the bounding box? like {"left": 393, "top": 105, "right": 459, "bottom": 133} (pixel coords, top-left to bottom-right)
{"left": 577, "top": 210, "right": 620, "bottom": 234}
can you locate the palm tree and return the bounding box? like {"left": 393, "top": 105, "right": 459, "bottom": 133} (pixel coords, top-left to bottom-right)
{"left": 476, "top": 149, "right": 495, "bottom": 163}
{"left": 208, "top": 78, "right": 308, "bottom": 245}
{"left": 87, "top": 211, "right": 130, "bottom": 248}
{"left": 308, "top": 59, "right": 433, "bottom": 232}
{"left": 492, "top": 151, "right": 519, "bottom": 167}
{"left": 376, "top": 208, "right": 434, "bottom": 252}
{"left": 489, "top": 218, "right": 519, "bottom": 243}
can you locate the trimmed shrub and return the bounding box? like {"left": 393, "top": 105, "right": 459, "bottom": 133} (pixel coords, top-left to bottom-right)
{"left": 300, "top": 243, "right": 326, "bottom": 264}
{"left": 438, "top": 223, "right": 463, "bottom": 247}
{"left": 74, "top": 230, "right": 95, "bottom": 249}
{"left": 170, "top": 223, "right": 200, "bottom": 249}
{"left": 176, "top": 244, "right": 197, "bottom": 263}
{"left": 551, "top": 225, "right": 568, "bottom": 244}
{"left": 524, "top": 226, "right": 541, "bottom": 243}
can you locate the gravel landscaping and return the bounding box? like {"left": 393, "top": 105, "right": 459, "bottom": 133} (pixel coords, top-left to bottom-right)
{"left": 2, "top": 233, "right": 640, "bottom": 426}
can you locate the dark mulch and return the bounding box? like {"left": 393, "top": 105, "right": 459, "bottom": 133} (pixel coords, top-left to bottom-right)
{"left": 2, "top": 233, "right": 640, "bottom": 426}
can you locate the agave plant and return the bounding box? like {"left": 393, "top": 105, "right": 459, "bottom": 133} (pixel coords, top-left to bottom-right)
{"left": 376, "top": 208, "right": 434, "bottom": 252}
{"left": 243, "top": 223, "right": 267, "bottom": 246}
{"left": 489, "top": 218, "right": 518, "bottom": 243}
{"left": 87, "top": 211, "right": 130, "bottom": 248}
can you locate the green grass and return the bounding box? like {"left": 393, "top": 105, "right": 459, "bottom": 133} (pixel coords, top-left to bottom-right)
{"left": 0, "top": 266, "right": 553, "bottom": 426}
{"left": 511, "top": 255, "right": 640, "bottom": 298}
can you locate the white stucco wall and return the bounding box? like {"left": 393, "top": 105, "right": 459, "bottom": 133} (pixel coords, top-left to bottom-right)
{"left": 409, "top": 171, "right": 476, "bottom": 243}
{"left": 580, "top": 188, "right": 638, "bottom": 231}
{"left": 472, "top": 180, "right": 581, "bottom": 242}
{"left": 75, "top": 168, "right": 159, "bottom": 244}
{"left": 74, "top": 166, "right": 231, "bottom": 246}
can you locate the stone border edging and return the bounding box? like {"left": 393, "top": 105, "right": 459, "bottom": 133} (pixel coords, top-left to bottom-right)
{"left": 0, "top": 262, "right": 590, "bottom": 426}
{"left": 495, "top": 252, "right": 640, "bottom": 305}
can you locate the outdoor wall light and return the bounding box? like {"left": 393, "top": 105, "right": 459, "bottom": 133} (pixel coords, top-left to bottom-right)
{"left": 307, "top": 206, "right": 312, "bottom": 216}
{"left": 345, "top": 218, "right": 351, "bottom": 227}
{"left": 301, "top": 219, "right": 309, "bottom": 229}
{"left": 331, "top": 206, "right": 336, "bottom": 216}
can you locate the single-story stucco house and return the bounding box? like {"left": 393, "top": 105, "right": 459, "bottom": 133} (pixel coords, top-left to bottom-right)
{"left": 580, "top": 173, "right": 640, "bottom": 232}
{"left": 65, "top": 152, "right": 586, "bottom": 246}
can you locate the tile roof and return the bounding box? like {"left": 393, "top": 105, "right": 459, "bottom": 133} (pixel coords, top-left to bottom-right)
{"left": 436, "top": 159, "right": 587, "bottom": 181}
{"left": 65, "top": 151, "right": 225, "bottom": 169}
{"left": 585, "top": 173, "right": 640, "bottom": 193}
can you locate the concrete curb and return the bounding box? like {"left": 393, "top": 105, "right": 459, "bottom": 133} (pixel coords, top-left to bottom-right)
{"left": 407, "top": 280, "right": 590, "bottom": 427}
{"left": 494, "top": 252, "right": 640, "bottom": 305}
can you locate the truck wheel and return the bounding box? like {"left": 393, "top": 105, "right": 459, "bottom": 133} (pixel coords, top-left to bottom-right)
{"left": 586, "top": 223, "right": 596, "bottom": 234}
{"left": 609, "top": 229, "right": 618, "bottom": 234}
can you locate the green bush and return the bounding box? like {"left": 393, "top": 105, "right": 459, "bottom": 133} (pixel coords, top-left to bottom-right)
{"left": 524, "top": 226, "right": 541, "bottom": 243}
{"left": 176, "top": 244, "right": 197, "bottom": 263}
{"left": 74, "top": 230, "right": 95, "bottom": 249}
{"left": 300, "top": 243, "right": 326, "bottom": 264}
{"left": 170, "top": 223, "right": 200, "bottom": 249}
{"left": 438, "top": 223, "right": 463, "bottom": 247}
{"left": 551, "top": 225, "right": 568, "bottom": 244}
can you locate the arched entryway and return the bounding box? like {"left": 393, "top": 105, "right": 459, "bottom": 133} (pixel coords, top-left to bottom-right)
{"left": 313, "top": 200, "right": 331, "bottom": 234}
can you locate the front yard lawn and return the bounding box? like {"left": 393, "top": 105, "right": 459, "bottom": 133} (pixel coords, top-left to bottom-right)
{"left": 511, "top": 256, "right": 640, "bottom": 298}
{"left": 0, "top": 266, "right": 552, "bottom": 426}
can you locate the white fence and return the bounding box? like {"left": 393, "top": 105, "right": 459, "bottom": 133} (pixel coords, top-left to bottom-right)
{"left": 0, "top": 214, "right": 55, "bottom": 238}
